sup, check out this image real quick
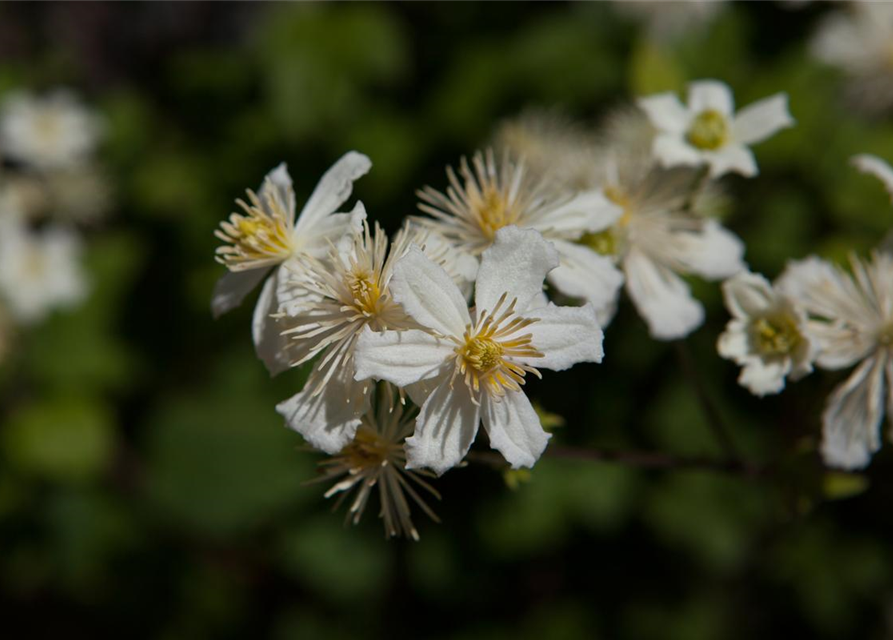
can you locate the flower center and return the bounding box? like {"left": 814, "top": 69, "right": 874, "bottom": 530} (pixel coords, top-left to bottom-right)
{"left": 215, "top": 189, "right": 294, "bottom": 271}
{"left": 348, "top": 269, "right": 382, "bottom": 315}
{"left": 474, "top": 186, "right": 519, "bottom": 241}
{"left": 879, "top": 323, "right": 893, "bottom": 347}
{"left": 579, "top": 229, "right": 618, "bottom": 256}
{"left": 686, "top": 109, "right": 729, "bottom": 151}
{"left": 453, "top": 293, "right": 543, "bottom": 398}
{"left": 752, "top": 315, "right": 801, "bottom": 356}
{"left": 341, "top": 425, "right": 391, "bottom": 469}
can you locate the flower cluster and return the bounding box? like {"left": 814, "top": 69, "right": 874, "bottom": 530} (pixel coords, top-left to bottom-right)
{"left": 0, "top": 89, "right": 107, "bottom": 363}
{"left": 214, "top": 77, "right": 892, "bottom": 537}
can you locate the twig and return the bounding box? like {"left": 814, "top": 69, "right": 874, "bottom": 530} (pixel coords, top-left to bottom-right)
{"left": 674, "top": 340, "right": 741, "bottom": 461}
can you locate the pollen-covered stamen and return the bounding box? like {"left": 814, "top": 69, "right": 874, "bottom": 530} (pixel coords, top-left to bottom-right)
{"left": 215, "top": 187, "right": 295, "bottom": 271}
{"left": 686, "top": 109, "right": 730, "bottom": 151}
{"left": 752, "top": 315, "right": 801, "bottom": 356}
{"left": 453, "top": 293, "right": 543, "bottom": 398}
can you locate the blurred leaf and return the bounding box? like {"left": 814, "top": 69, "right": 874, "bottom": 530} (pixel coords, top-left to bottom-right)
{"left": 822, "top": 472, "right": 869, "bottom": 501}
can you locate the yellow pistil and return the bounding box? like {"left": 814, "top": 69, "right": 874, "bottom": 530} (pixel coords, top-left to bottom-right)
{"left": 337, "top": 425, "right": 393, "bottom": 471}
{"left": 686, "top": 109, "right": 729, "bottom": 151}
{"left": 577, "top": 184, "right": 631, "bottom": 257}
{"left": 454, "top": 293, "right": 543, "bottom": 398}
{"left": 753, "top": 315, "right": 801, "bottom": 356}
{"left": 215, "top": 188, "right": 295, "bottom": 271}
{"left": 472, "top": 186, "right": 520, "bottom": 241}
{"left": 348, "top": 269, "right": 382, "bottom": 316}
{"left": 579, "top": 229, "right": 618, "bottom": 256}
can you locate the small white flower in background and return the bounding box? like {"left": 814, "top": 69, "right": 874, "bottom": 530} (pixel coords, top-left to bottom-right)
{"left": 416, "top": 149, "right": 625, "bottom": 324}
{"left": 0, "top": 215, "right": 88, "bottom": 324}
{"left": 613, "top": 0, "right": 725, "bottom": 44}
{"left": 211, "top": 152, "right": 370, "bottom": 374}
{"left": 718, "top": 271, "right": 817, "bottom": 396}
{"left": 778, "top": 252, "right": 893, "bottom": 470}
{"left": 638, "top": 79, "right": 794, "bottom": 177}
{"left": 852, "top": 154, "right": 893, "bottom": 204}
{"left": 275, "top": 220, "right": 478, "bottom": 454}
{"left": 0, "top": 89, "right": 104, "bottom": 170}
{"left": 310, "top": 383, "right": 440, "bottom": 541}
{"left": 354, "top": 226, "right": 605, "bottom": 475}
{"left": 811, "top": 1, "right": 893, "bottom": 113}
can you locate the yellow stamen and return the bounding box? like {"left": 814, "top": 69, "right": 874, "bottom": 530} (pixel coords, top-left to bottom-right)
{"left": 753, "top": 316, "right": 801, "bottom": 356}
{"left": 473, "top": 186, "right": 520, "bottom": 240}
{"left": 686, "top": 109, "right": 729, "bottom": 151}
{"left": 215, "top": 188, "right": 294, "bottom": 271}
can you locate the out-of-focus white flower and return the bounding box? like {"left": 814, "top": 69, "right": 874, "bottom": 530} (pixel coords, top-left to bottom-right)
{"left": 613, "top": 0, "right": 725, "bottom": 43}
{"left": 811, "top": 2, "right": 893, "bottom": 113}
{"left": 779, "top": 252, "right": 893, "bottom": 470}
{"left": 310, "top": 382, "right": 440, "bottom": 540}
{"left": 46, "top": 167, "right": 113, "bottom": 223}
{"left": 0, "top": 216, "right": 88, "bottom": 324}
{"left": 212, "top": 153, "right": 370, "bottom": 374}
{"left": 638, "top": 80, "right": 794, "bottom": 177}
{"left": 416, "top": 149, "right": 624, "bottom": 323}
{"left": 0, "top": 90, "right": 103, "bottom": 170}
{"left": 354, "top": 226, "right": 604, "bottom": 474}
{"left": 852, "top": 154, "right": 893, "bottom": 203}
{"left": 718, "top": 270, "right": 817, "bottom": 396}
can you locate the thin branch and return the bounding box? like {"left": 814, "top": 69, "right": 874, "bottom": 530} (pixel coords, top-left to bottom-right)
{"left": 674, "top": 340, "right": 741, "bottom": 461}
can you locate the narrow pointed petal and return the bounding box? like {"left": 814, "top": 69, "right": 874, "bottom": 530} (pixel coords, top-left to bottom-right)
{"left": 475, "top": 226, "right": 559, "bottom": 314}
{"left": 405, "top": 379, "right": 480, "bottom": 475}
{"left": 732, "top": 93, "right": 794, "bottom": 145}
{"left": 528, "top": 190, "right": 623, "bottom": 235}
{"left": 211, "top": 267, "right": 270, "bottom": 318}
{"left": 707, "top": 145, "right": 758, "bottom": 178}
{"left": 390, "top": 246, "right": 471, "bottom": 337}
{"left": 821, "top": 354, "right": 887, "bottom": 470}
{"left": 482, "top": 391, "right": 550, "bottom": 469}
{"left": 852, "top": 154, "right": 893, "bottom": 203}
{"left": 624, "top": 249, "right": 704, "bottom": 340}
{"left": 252, "top": 271, "right": 291, "bottom": 376}
{"left": 294, "top": 151, "right": 371, "bottom": 234}
{"left": 354, "top": 328, "right": 454, "bottom": 386}
{"left": 261, "top": 163, "right": 296, "bottom": 220}
{"left": 302, "top": 202, "right": 367, "bottom": 259}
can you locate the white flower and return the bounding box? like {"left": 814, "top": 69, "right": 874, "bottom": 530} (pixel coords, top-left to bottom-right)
{"left": 0, "top": 215, "right": 88, "bottom": 324}
{"left": 811, "top": 2, "right": 893, "bottom": 113}
{"left": 852, "top": 154, "right": 893, "bottom": 204}
{"left": 310, "top": 382, "right": 440, "bottom": 540}
{"left": 416, "top": 149, "right": 625, "bottom": 324}
{"left": 275, "top": 219, "right": 478, "bottom": 454}
{"left": 0, "top": 89, "right": 103, "bottom": 170}
{"left": 613, "top": 0, "right": 725, "bottom": 44}
{"left": 717, "top": 271, "right": 817, "bottom": 396}
{"left": 778, "top": 252, "right": 893, "bottom": 470}
{"left": 354, "top": 226, "right": 605, "bottom": 474}
{"left": 638, "top": 80, "right": 794, "bottom": 177}
{"left": 211, "top": 152, "right": 370, "bottom": 374}
{"left": 590, "top": 150, "right": 744, "bottom": 340}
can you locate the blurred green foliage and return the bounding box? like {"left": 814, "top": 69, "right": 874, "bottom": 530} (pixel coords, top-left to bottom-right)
{"left": 1, "top": 2, "right": 892, "bottom": 639}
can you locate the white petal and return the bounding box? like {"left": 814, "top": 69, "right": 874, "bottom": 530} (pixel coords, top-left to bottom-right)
{"left": 821, "top": 354, "right": 887, "bottom": 470}
{"left": 852, "top": 154, "right": 893, "bottom": 203}
{"left": 293, "top": 151, "right": 371, "bottom": 235}
{"left": 624, "top": 249, "right": 704, "bottom": 340}
{"left": 390, "top": 245, "right": 471, "bottom": 337}
{"left": 405, "top": 378, "right": 480, "bottom": 475}
{"left": 301, "top": 202, "right": 366, "bottom": 259}
{"left": 738, "top": 357, "right": 790, "bottom": 397}
{"left": 475, "top": 226, "right": 559, "bottom": 314}
{"left": 210, "top": 267, "right": 270, "bottom": 318}
{"left": 717, "top": 320, "right": 749, "bottom": 361}
{"left": 653, "top": 134, "right": 703, "bottom": 169}
{"left": 547, "top": 240, "right": 624, "bottom": 318}
{"left": 637, "top": 92, "right": 691, "bottom": 134}
{"left": 354, "top": 328, "right": 454, "bottom": 387}
{"left": 674, "top": 219, "right": 746, "bottom": 279}
{"left": 260, "top": 163, "right": 296, "bottom": 221}
{"left": 276, "top": 370, "right": 370, "bottom": 454}
{"left": 732, "top": 93, "right": 794, "bottom": 146}
{"left": 722, "top": 271, "right": 774, "bottom": 319}
{"left": 252, "top": 270, "right": 291, "bottom": 376}
{"left": 706, "top": 145, "right": 758, "bottom": 178}
{"left": 528, "top": 190, "right": 623, "bottom": 235}
{"left": 519, "top": 302, "right": 604, "bottom": 370}
{"left": 481, "top": 391, "right": 550, "bottom": 469}
{"left": 687, "top": 80, "right": 734, "bottom": 117}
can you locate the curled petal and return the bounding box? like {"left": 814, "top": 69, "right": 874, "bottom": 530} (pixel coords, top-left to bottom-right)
{"left": 294, "top": 151, "right": 371, "bottom": 235}
{"left": 482, "top": 391, "right": 550, "bottom": 469}
{"left": 732, "top": 93, "right": 794, "bottom": 146}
